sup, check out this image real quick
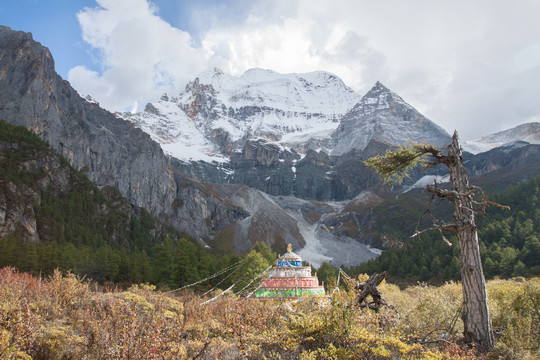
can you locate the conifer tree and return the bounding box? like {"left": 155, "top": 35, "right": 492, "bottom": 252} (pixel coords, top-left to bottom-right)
{"left": 365, "top": 131, "right": 495, "bottom": 352}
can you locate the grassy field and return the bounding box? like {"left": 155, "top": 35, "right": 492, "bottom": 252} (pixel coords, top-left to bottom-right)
{"left": 0, "top": 267, "right": 538, "bottom": 359}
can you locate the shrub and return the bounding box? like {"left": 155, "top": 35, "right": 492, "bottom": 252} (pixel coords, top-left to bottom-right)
{"left": 1, "top": 267, "right": 538, "bottom": 359}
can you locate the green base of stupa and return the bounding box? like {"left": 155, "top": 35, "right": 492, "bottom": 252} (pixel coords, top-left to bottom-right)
{"left": 254, "top": 287, "right": 325, "bottom": 298}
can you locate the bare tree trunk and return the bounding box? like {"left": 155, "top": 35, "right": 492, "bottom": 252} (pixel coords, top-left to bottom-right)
{"left": 447, "top": 131, "right": 494, "bottom": 352}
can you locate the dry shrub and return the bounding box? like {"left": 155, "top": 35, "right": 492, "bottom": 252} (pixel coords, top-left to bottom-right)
{"left": 487, "top": 277, "right": 540, "bottom": 360}
{"left": 1, "top": 267, "right": 538, "bottom": 359}
{"left": 385, "top": 281, "right": 464, "bottom": 341}
{"left": 0, "top": 267, "right": 43, "bottom": 358}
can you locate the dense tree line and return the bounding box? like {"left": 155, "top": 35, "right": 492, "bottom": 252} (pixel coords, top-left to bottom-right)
{"left": 347, "top": 175, "right": 540, "bottom": 283}
{"left": 0, "top": 120, "right": 242, "bottom": 289}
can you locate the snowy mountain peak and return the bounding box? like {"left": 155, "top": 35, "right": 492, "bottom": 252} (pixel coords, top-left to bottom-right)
{"left": 190, "top": 67, "right": 361, "bottom": 114}
{"left": 123, "top": 68, "right": 363, "bottom": 162}
{"left": 366, "top": 81, "right": 390, "bottom": 95}
{"left": 354, "top": 81, "right": 410, "bottom": 116}
{"left": 330, "top": 82, "right": 450, "bottom": 155}
{"left": 463, "top": 122, "right": 540, "bottom": 154}
{"left": 197, "top": 67, "right": 225, "bottom": 82}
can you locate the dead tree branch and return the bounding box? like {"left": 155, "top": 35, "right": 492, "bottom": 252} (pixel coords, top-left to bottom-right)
{"left": 356, "top": 272, "right": 389, "bottom": 313}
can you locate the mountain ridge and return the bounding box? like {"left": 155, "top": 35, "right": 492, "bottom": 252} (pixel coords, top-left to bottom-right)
{"left": 463, "top": 122, "right": 540, "bottom": 154}
{"left": 123, "top": 69, "right": 454, "bottom": 162}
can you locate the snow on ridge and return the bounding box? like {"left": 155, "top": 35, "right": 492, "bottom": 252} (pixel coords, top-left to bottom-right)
{"left": 194, "top": 67, "right": 362, "bottom": 115}
{"left": 463, "top": 122, "right": 540, "bottom": 154}
{"left": 120, "top": 96, "right": 228, "bottom": 163}
{"left": 166, "top": 67, "right": 364, "bottom": 152}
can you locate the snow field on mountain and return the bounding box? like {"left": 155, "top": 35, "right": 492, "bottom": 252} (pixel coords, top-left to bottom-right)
{"left": 198, "top": 68, "right": 362, "bottom": 114}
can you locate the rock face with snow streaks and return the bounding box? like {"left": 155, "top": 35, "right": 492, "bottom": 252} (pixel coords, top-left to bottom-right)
{"left": 330, "top": 81, "right": 451, "bottom": 155}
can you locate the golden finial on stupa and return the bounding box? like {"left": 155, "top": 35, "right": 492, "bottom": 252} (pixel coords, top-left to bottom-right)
{"left": 287, "top": 243, "right": 293, "bottom": 252}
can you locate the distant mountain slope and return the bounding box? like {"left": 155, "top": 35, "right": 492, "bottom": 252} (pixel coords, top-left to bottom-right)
{"left": 463, "top": 122, "right": 540, "bottom": 154}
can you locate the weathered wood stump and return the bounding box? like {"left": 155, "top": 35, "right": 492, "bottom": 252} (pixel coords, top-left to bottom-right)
{"left": 356, "top": 272, "right": 387, "bottom": 312}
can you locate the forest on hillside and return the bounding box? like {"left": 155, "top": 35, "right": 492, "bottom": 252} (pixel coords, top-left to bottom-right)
{"left": 346, "top": 174, "right": 540, "bottom": 284}
{"left": 0, "top": 120, "right": 240, "bottom": 288}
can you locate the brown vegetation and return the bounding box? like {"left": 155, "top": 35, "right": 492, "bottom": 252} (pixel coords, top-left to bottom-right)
{"left": 0, "top": 267, "right": 538, "bottom": 359}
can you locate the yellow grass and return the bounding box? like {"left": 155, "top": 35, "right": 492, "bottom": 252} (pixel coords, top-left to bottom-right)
{"left": 0, "top": 267, "right": 538, "bottom": 359}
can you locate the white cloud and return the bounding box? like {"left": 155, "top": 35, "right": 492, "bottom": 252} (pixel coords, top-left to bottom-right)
{"left": 69, "top": 0, "right": 211, "bottom": 111}
{"left": 69, "top": 0, "right": 540, "bottom": 140}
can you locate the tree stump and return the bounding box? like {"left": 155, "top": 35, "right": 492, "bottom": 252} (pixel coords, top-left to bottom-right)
{"left": 356, "top": 272, "right": 387, "bottom": 312}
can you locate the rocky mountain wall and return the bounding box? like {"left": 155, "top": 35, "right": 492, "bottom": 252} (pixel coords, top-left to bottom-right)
{"left": 0, "top": 26, "right": 251, "bottom": 243}
{"left": 0, "top": 26, "right": 176, "bottom": 216}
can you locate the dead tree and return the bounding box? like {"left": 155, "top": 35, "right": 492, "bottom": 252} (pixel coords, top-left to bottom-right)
{"left": 364, "top": 131, "right": 495, "bottom": 352}
{"left": 356, "top": 272, "right": 387, "bottom": 312}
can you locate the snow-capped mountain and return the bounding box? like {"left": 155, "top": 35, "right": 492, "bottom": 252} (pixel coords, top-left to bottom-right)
{"left": 121, "top": 69, "right": 457, "bottom": 202}
{"left": 123, "top": 67, "right": 362, "bottom": 162}
{"left": 123, "top": 68, "right": 455, "bottom": 164}
{"left": 463, "top": 122, "right": 540, "bottom": 154}
{"left": 330, "top": 82, "right": 451, "bottom": 155}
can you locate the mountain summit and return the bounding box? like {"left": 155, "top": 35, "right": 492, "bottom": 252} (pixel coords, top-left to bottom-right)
{"left": 124, "top": 67, "right": 362, "bottom": 162}
{"left": 123, "top": 71, "right": 452, "bottom": 163}
{"left": 330, "top": 81, "right": 451, "bottom": 155}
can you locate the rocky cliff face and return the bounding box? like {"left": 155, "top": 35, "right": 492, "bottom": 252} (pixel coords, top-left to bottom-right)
{"left": 0, "top": 26, "right": 176, "bottom": 216}
{"left": 0, "top": 26, "right": 248, "bottom": 243}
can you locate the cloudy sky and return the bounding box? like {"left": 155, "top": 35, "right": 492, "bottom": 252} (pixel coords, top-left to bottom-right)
{"left": 2, "top": 0, "right": 540, "bottom": 140}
